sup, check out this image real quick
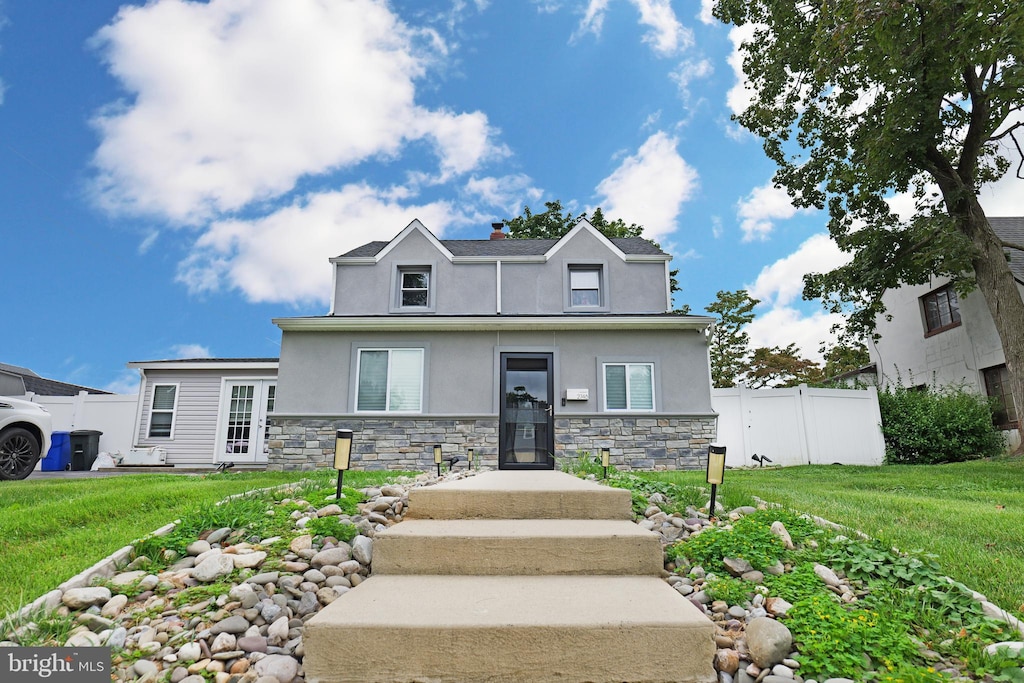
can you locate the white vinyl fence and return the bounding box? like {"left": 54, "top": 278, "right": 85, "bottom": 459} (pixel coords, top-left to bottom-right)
{"left": 711, "top": 385, "right": 885, "bottom": 468}
{"left": 23, "top": 391, "right": 138, "bottom": 454}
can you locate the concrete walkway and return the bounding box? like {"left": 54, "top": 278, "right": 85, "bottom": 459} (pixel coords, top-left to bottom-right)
{"left": 303, "top": 470, "right": 715, "bottom": 683}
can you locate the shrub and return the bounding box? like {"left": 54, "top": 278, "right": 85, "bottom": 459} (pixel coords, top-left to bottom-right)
{"left": 878, "top": 383, "right": 1004, "bottom": 464}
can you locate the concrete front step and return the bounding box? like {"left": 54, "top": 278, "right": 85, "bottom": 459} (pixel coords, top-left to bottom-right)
{"left": 373, "top": 518, "right": 664, "bottom": 576}
{"left": 407, "top": 470, "right": 633, "bottom": 520}
{"left": 303, "top": 574, "right": 716, "bottom": 683}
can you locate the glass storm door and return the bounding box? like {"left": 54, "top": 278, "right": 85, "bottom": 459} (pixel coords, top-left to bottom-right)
{"left": 217, "top": 380, "right": 275, "bottom": 463}
{"left": 499, "top": 353, "right": 555, "bottom": 470}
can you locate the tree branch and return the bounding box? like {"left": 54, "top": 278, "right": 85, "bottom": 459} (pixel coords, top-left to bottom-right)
{"left": 957, "top": 65, "right": 991, "bottom": 179}
{"left": 989, "top": 120, "right": 1024, "bottom": 142}
{"left": 1001, "top": 239, "right": 1024, "bottom": 253}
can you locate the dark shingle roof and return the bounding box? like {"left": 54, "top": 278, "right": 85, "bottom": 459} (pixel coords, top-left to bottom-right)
{"left": 338, "top": 236, "right": 667, "bottom": 259}
{"left": 989, "top": 217, "right": 1024, "bottom": 282}
{"left": 0, "top": 363, "right": 112, "bottom": 396}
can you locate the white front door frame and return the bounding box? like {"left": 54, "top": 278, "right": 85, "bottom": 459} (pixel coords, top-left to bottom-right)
{"left": 214, "top": 378, "right": 276, "bottom": 464}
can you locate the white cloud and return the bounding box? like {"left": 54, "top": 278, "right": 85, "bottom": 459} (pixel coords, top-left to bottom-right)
{"left": 573, "top": 0, "right": 692, "bottom": 56}
{"left": 711, "top": 215, "right": 723, "bottom": 238}
{"left": 746, "top": 307, "right": 844, "bottom": 363}
{"left": 744, "top": 233, "right": 852, "bottom": 362}
{"left": 725, "top": 24, "right": 758, "bottom": 118}
{"left": 465, "top": 174, "right": 544, "bottom": 216}
{"left": 593, "top": 131, "right": 699, "bottom": 241}
{"left": 177, "top": 183, "right": 461, "bottom": 305}
{"left": 104, "top": 370, "right": 142, "bottom": 395}
{"left": 89, "top": 0, "right": 500, "bottom": 223}
{"left": 747, "top": 233, "right": 849, "bottom": 307}
{"left": 698, "top": 0, "right": 715, "bottom": 25}
{"left": 671, "top": 58, "right": 712, "bottom": 104}
{"left": 172, "top": 344, "right": 212, "bottom": 359}
{"left": 736, "top": 180, "right": 813, "bottom": 242}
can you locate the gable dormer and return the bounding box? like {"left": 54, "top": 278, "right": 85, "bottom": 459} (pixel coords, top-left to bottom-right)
{"left": 329, "top": 219, "right": 673, "bottom": 316}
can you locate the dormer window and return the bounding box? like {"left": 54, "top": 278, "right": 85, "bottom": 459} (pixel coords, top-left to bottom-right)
{"left": 565, "top": 263, "right": 608, "bottom": 311}
{"left": 401, "top": 269, "right": 429, "bottom": 306}
{"left": 391, "top": 264, "right": 435, "bottom": 312}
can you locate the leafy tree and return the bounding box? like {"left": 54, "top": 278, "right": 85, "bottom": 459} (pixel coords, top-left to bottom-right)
{"left": 821, "top": 341, "right": 872, "bottom": 380}
{"left": 706, "top": 289, "right": 758, "bottom": 387}
{"left": 746, "top": 343, "right": 824, "bottom": 388}
{"left": 503, "top": 200, "right": 683, "bottom": 301}
{"left": 715, "top": 0, "right": 1024, "bottom": 447}
{"left": 503, "top": 201, "right": 642, "bottom": 239}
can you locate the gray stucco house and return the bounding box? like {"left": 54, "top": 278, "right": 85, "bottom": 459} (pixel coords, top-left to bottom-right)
{"left": 869, "top": 216, "right": 1023, "bottom": 450}
{"left": 268, "top": 219, "right": 716, "bottom": 471}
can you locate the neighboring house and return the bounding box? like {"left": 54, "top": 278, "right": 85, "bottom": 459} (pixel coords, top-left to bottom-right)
{"left": 0, "top": 362, "right": 113, "bottom": 397}
{"left": 127, "top": 358, "right": 278, "bottom": 467}
{"left": 869, "top": 217, "right": 1023, "bottom": 450}
{"left": 270, "top": 219, "right": 716, "bottom": 472}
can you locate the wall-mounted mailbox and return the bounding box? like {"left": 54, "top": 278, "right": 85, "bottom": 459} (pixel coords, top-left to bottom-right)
{"left": 565, "top": 388, "right": 589, "bottom": 401}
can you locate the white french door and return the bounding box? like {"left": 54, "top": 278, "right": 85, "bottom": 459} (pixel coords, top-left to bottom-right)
{"left": 215, "top": 380, "right": 276, "bottom": 464}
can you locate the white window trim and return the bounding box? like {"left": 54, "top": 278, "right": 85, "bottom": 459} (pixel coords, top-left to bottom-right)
{"left": 147, "top": 383, "right": 180, "bottom": 439}
{"left": 564, "top": 261, "right": 610, "bottom": 312}
{"left": 390, "top": 262, "right": 437, "bottom": 313}
{"left": 602, "top": 362, "right": 656, "bottom": 412}
{"left": 354, "top": 347, "right": 426, "bottom": 413}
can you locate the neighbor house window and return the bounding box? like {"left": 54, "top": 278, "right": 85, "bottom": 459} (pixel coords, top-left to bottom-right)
{"left": 983, "top": 364, "right": 1018, "bottom": 429}
{"left": 921, "top": 285, "right": 961, "bottom": 336}
{"left": 356, "top": 348, "right": 424, "bottom": 412}
{"left": 603, "top": 363, "right": 654, "bottom": 411}
{"left": 148, "top": 384, "right": 178, "bottom": 437}
{"left": 569, "top": 266, "right": 602, "bottom": 307}
{"left": 398, "top": 267, "right": 431, "bottom": 308}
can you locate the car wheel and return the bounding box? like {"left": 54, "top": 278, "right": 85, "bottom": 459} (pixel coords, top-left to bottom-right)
{"left": 0, "top": 427, "right": 41, "bottom": 480}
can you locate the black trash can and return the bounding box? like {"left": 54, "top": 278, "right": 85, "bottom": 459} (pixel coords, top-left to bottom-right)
{"left": 70, "top": 430, "right": 103, "bottom": 471}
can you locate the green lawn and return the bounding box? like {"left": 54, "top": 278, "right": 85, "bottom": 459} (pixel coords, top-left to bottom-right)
{"left": 0, "top": 470, "right": 319, "bottom": 615}
{"left": 639, "top": 457, "right": 1024, "bottom": 617}
{"left": 3, "top": 460, "right": 1022, "bottom": 622}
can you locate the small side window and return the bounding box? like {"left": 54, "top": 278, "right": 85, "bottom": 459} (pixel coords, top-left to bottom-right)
{"left": 921, "top": 285, "right": 961, "bottom": 336}
{"left": 148, "top": 384, "right": 178, "bottom": 438}
{"left": 392, "top": 265, "right": 434, "bottom": 312}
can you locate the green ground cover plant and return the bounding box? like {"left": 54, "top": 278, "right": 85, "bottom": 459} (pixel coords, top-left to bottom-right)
{"left": 652, "top": 479, "right": 1021, "bottom": 681}
{"left": 637, "top": 459, "right": 1024, "bottom": 618}
{"left": 0, "top": 469, "right": 403, "bottom": 615}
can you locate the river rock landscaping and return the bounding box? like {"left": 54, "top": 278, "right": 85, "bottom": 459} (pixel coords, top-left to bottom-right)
{"left": 2, "top": 469, "right": 1023, "bottom": 683}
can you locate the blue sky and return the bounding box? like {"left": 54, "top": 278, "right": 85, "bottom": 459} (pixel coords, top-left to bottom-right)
{"left": 3, "top": 0, "right": 1021, "bottom": 394}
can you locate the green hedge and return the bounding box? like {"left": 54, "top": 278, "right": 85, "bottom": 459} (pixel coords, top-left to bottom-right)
{"left": 878, "top": 384, "right": 1005, "bottom": 464}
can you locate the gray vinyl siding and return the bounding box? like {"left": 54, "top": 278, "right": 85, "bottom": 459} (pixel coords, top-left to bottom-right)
{"left": 135, "top": 369, "right": 277, "bottom": 466}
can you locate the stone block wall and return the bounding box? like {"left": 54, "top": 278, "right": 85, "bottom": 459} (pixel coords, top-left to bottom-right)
{"left": 267, "top": 415, "right": 717, "bottom": 471}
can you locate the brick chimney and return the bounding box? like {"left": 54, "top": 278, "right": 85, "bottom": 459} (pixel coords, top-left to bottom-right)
{"left": 489, "top": 222, "right": 506, "bottom": 240}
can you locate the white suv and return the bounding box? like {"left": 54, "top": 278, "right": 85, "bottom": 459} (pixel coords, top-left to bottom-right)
{"left": 0, "top": 396, "right": 52, "bottom": 480}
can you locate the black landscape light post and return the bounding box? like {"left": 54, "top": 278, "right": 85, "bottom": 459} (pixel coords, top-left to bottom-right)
{"left": 434, "top": 444, "right": 442, "bottom": 477}
{"left": 600, "top": 447, "right": 610, "bottom": 479}
{"left": 706, "top": 443, "right": 726, "bottom": 519}
{"left": 333, "top": 429, "right": 353, "bottom": 501}
{"left": 467, "top": 447, "right": 474, "bottom": 471}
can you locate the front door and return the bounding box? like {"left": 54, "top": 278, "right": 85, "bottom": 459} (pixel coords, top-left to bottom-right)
{"left": 216, "top": 380, "right": 276, "bottom": 464}
{"left": 499, "top": 353, "right": 555, "bottom": 470}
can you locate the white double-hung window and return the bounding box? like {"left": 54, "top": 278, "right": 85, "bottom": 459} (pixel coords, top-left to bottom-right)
{"left": 603, "top": 363, "right": 654, "bottom": 411}
{"left": 356, "top": 348, "right": 424, "bottom": 412}
{"left": 148, "top": 384, "right": 178, "bottom": 437}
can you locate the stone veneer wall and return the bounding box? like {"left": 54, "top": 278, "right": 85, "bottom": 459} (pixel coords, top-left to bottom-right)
{"left": 267, "top": 415, "right": 717, "bottom": 471}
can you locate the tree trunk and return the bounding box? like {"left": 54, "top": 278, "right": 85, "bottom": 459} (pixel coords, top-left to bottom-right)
{"left": 960, "top": 204, "right": 1024, "bottom": 452}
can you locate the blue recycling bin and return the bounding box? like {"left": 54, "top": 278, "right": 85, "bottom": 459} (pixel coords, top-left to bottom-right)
{"left": 42, "top": 431, "right": 71, "bottom": 471}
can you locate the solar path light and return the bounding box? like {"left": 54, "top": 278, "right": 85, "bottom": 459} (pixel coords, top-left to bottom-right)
{"left": 333, "top": 429, "right": 353, "bottom": 501}
{"left": 706, "top": 443, "right": 726, "bottom": 519}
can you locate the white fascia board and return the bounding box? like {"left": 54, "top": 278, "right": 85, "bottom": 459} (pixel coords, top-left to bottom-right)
{"left": 451, "top": 255, "right": 547, "bottom": 264}
{"left": 126, "top": 361, "right": 280, "bottom": 371}
{"left": 372, "top": 219, "right": 454, "bottom": 263}
{"left": 329, "top": 256, "right": 377, "bottom": 265}
{"left": 545, "top": 219, "right": 628, "bottom": 262}
{"left": 274, "top": 315, "right": 715, "bottom": 333}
